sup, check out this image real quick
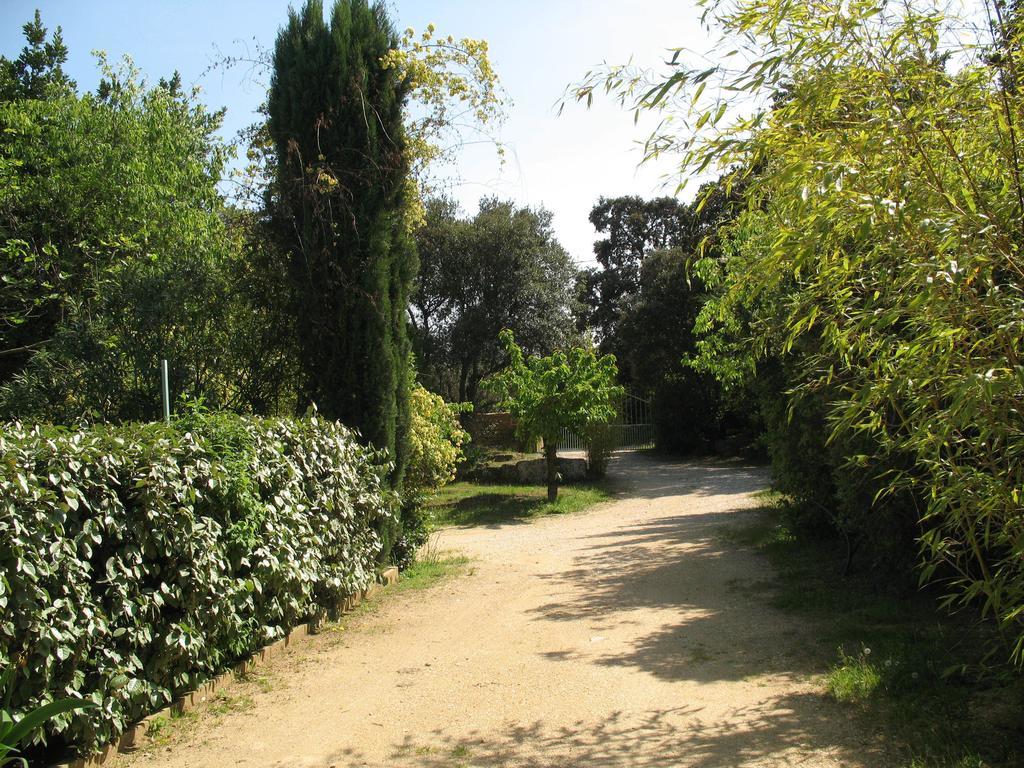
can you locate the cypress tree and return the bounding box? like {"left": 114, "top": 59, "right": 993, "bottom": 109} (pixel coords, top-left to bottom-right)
{"left": 268, "top": 0, "right": 415, "bottom": 489}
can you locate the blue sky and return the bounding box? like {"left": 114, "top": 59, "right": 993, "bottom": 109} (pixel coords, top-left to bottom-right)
{"left": 1, "top": 1, "right": 707, "bottom": 264}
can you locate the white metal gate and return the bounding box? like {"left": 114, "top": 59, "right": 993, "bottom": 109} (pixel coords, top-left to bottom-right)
{"left": 559, "top": 389, "right": 655, "bottom": 451}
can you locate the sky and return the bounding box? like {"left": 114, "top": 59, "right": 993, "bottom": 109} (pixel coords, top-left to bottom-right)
{"left": 0, "top": 1, "right": 709, "bottom": 266}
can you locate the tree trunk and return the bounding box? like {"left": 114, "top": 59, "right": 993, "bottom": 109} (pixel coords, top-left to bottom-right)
{"left": 544, "top": 439, "right": 558, "bottom": 502}
{"left": 466, "top": 359, "right": 482, "bottom": 404}
{"left": 458, "top": 358, "right": 470, "bottom": 404}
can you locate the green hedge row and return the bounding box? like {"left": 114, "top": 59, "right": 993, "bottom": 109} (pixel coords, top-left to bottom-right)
{"left": 0, "top": 412, "right": 397, "bottom": 755}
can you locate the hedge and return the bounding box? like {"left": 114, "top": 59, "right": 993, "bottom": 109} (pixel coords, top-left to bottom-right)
{"left": 0, "top": 412, "right": 397, "bottom": 756}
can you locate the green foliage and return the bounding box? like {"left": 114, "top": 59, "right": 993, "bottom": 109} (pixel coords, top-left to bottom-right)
{"left": 411, "top": 196, "right": 582, "bottom": 403}
{"left": 426, "top": 481, "right": 610, "bottom": 527}
{"left": 0, "top": 10, "right": 75, "bottom": 101}
{"left": 580, "top": 183, "right": 750, "bottom": 453}
{"left": 0, "top": 48, "right": 297, "bottom": 421}
{"left": 268, "top": 0, "right": 415, "bottom": 499}
{"left": 578, "top": 195, "right": 692, "bottom": 357}
{"left": 213, "top": 14, "right": 506, "bottom": 226}
{"left": 405, "top": 385, "right": 470, "bottom": 499}
{"left": 486, "top": 330, "right": 622, "bottom": 500}
{"left": 575, "top": 0, "right": 1024, "bottom": 660}
{"left": 583, "top": 419, "right": 616, "bottom": 479}
{"left": 619, "top": 246, "right": 721, "bottom": 452}
{"left": 391, "top": 385, "right": 470, "bottom": 568}
{"left": 0, "top": 413, "right": 395, "bottom": 755}
{"left": 827, "top": 648, "right": 882, "bottom": 703}
{"left": 0, "top": 665, "right": 95, "bottom": 767}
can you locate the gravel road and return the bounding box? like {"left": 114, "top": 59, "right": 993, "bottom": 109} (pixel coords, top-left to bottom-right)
{"left": 123, "top": 451, "right": 883, "bottom": 767}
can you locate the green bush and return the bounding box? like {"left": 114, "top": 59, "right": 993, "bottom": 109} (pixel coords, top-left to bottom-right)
{"left": 757, "top": 362, "right": 921, "bottom": 575}
{"left": 652, "top": 371, "right": 721, "bottom": 454}
{"left": 404, "top": 386, "right": 469, "bottom": 500}
{"left": 0, "top": 413, "right": 395, "bottom": 756}
{"left": 585, "top": 419, "right": 616, "bottom": 479}
{"left": 391, "top": 386, "right": 470, "bottom": 568}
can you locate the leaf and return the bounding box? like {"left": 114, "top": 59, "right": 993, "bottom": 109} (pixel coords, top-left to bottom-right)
{"left": 6, "top": 698, "right": 97, "bottom": 748}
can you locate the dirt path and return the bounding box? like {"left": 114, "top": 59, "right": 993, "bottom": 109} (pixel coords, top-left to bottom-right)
{"left": 124, "top": 452, "right": 883, "bottom": 767}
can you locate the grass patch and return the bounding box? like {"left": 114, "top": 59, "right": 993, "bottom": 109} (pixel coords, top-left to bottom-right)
{"left": 233, "top": 669, "right": 273, "bottom": 693}
{"left": 425, "top": 481, "right": 611, "bottom": 527}
{"left": 206, "top": 690, "right": 255, "bottom": 717}
{"left": 726, "top": 500, "right": 1024, "bottom": 768}
{"left": 141, "top": 707, "right": 199, "bottom": 749}
{"left": 826, "top": 647, "right": 883, "bottom": 703}
{"left": 395, "top": 552, "right": 473, "bottom": 592}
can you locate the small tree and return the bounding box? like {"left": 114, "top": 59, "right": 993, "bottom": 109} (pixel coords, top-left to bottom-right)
{"left": 486, "top": 329, "right": 623, "bottom": 501}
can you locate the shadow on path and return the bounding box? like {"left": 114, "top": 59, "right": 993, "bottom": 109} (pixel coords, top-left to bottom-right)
{"left": 373, "top": 695, "right": 881, "bottom": 768}
{"left": 463, "top": 451, "right": 883, "bottom": 766}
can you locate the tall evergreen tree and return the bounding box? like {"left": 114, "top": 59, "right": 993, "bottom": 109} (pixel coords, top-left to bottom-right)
{"left": 267, "top": 0, "right": 415, "bottom": 487}
{"left": 0, "top": 10, "right": 75, "bottom": 101}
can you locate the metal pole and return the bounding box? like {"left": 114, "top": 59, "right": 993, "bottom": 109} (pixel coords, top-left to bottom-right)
{"left": 161, "top": 359, "right": 171, "bottom": 424}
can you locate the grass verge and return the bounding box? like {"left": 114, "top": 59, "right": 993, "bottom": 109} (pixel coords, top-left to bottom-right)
{"left": 726, "top": 497, "right": 1024, "bottom": 768}
{"left": 394, "top": 551, "right": 473, "bottom": 592}
{"left": 424, "top": 481, "right": 611, "bottom": 528}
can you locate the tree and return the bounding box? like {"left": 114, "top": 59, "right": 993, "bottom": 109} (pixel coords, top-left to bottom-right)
{"left": 610, "top": 178, "right": 747, "bottom": 452}
{"left": 0, "top": 14, "right": 299, "bottom": 423}
{"left": 0, "top": 52, "right": 277, "bottom": 422}
{"left": 267, "top": 0, "right": 415, "bottom": 488}
{"left": 486, "top": 329, "right": 622, "bottom": 501}
{"left": 0, "top": 10, "right": 75, "bottom": 101}
{"left": 213, "top": 16, "right": 506, "bottom": 223}
{"left": 572, "top": 0, "right": 1024, "bottom": 658}
{"left": 617, "top": 248, "right": 719, "bottom": 451}
{"left": 408, "top": 196, "right": 469, "bottom": 393}
{"left": 410, "top": 196, "right": 582, "bottom": 403}
{"left": 578, "top": 195, "right": 692, "bottom": 360}
{"left": 380, "top": 24, "right": 506, "bottom": 206}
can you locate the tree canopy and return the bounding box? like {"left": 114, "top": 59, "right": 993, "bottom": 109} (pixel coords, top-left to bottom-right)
{"left": 411, "top": 196, "right": 581, "bottom": 404}
{"left": 486, "top": 329, "right": 622, "bottom": 501}
{"left": 0, "top": 51, "right": 278, "bottom": 422}
{"left": 576, "top": 195, "right": 691, "bottom": 358}
{"left": 573, "top": 0, "right": 1024, "bottom": 660}
{"left": 0, "top": 10, "right": 74, "bottom": 101}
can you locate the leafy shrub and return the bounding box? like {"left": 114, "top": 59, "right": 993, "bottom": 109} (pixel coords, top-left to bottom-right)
{"left": 0, "top": 413, "right": 395, "bottom": 755}
{"left": 757, "top": 363, "right": 921, "bottom": 575}
{"left": 0, "top": 665, "right": 96, "bottom": 767}
{"left": 652, "top": 371, "right": 721, "bottom": 454}
{"left": 392, "top": 387, "right": 470, "bottom": 568}
{"left": 404, "top": 386, "right": 469, "bottom": 500}
{"left": 585, "top": 419, "right": 616, "bottom": 479}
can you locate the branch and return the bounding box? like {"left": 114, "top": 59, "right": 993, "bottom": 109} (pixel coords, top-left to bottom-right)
{"left": 0, "top": 340, "right": 48, "bottom": 357}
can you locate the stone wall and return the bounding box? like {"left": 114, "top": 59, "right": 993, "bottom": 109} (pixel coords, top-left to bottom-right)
{"left": 465, "top": 411, "right": 519, "bottom": 448}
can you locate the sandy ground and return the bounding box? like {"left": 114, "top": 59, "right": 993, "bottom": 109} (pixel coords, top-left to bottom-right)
{"left": 123, "top": 451, "right": 886, "bottom": 768}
